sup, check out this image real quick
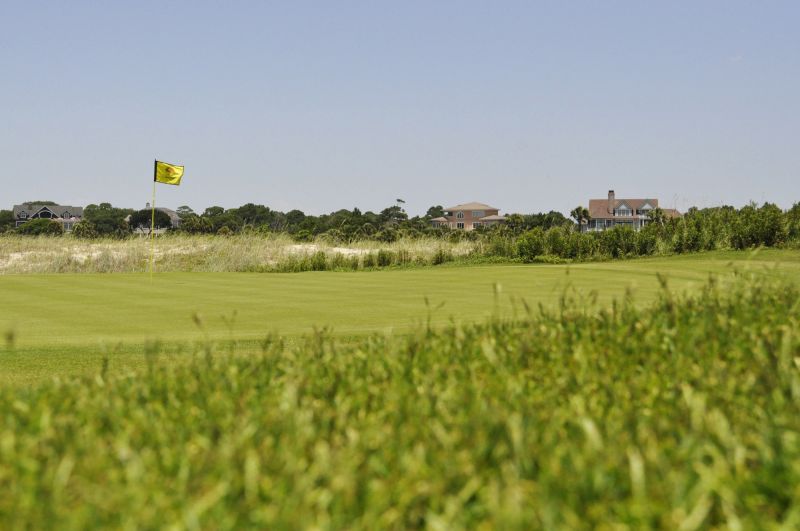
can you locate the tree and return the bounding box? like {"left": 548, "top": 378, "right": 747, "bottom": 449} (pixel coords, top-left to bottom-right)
{"left": 285, "top": 209, "right": 306, "bottom": 228}
{"left": 15, "top": 219, "right": 64, "bottom": 236}
{"left": 426, "top": 205, "right": 445, "bottom": 218}
{"left": 203, "top": 206, "right": 225, "bottom": 218}
{"left": 379, "top": 205, "right": 408, "bottom": 225}
{"left": 84, "top": 203, "right": 132, "bottom": 237}
{"left": 232, "top": 203, "right": 273, "bottom": 227}
{"left": 569, "top": 206, "right": 590, "bottom": 230}
{"left": 0, "top": 210, "right": 14, "bottom": 232}
{"left": 179, "top": 215, "right": 213, "bottom": 234}
{"left": 648, "top": 207, "right": 667, "bottom": 226}
{"left": 176, "top": 206, "right": 195, "bottom": 219}
{"left": 128, "top": 209, "right": 173, "bottom": 232}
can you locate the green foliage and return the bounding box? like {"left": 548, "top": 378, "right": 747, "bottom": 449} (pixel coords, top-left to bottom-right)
{"left": 426, "top": 205, "right": 445, "bottom": 218}
{"left": 515, "top": 227, "right": 547, "bottom": 261}
{"left": 2, "top": 276, "right": 800, "bottom": 527}
{"left": 128, "top": 209, "right": 173, "bottom": 231}
{"left": 0, "top": 210, "right": 14, "bottom": 232}
{"left": 71, "top": 221, "right": 99, "bottom": 239}
{"left": 83, "top": 203, "right": 132, "bottom": 237}
{"left": 14, "top": 218, "right": 64, "bottom": 236}
{"left": 178, "top": 215, "right": 213, "bottom": 234}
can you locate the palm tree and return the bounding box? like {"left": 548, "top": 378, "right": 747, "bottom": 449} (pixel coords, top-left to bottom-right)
{"left": 570, "top": 206, "right": 590, "bottom": 231}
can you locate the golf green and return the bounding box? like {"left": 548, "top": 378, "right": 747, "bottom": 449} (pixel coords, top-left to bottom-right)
{"left": 2, "top": 249, "right": 799, "bottom": 349}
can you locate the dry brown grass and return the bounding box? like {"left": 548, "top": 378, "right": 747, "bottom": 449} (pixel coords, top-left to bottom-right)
{"left": 0, "top": 233, "right": 478, "bottom": 274}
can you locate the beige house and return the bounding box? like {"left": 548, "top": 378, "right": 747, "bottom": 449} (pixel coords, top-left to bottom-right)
{"left": 431, "top": 202, "right": 506, "bottom": 230}
{"left": 584, "top": 190, "right": 680, "bottom": 232}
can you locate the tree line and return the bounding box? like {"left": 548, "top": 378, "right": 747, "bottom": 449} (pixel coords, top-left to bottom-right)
{"left": 2, "top": 201, "right": 800, "bottom": 261}
{"left": 0, "top": 201, "right": 569, "bottom": 241}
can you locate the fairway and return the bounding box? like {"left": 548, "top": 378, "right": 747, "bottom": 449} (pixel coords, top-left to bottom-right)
{"left": 3, "top": 249, "right": 799, "bottom": 349}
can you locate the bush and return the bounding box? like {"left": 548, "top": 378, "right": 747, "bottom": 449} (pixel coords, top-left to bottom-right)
{"left": 15, "top": 219, "right": 64, "bottom": 236}
{"left": 599, "top": 226, "right": 637, "bottom": 258}
{"left": 293, "top": 229, "right": 313, "bottom": 242}
{"left": 515, "top": 228, "right": 547, "bottom": 262}
{"left": 71, "top": 221, "right": 99, "bottom": 239}
{"left": 431, "top": 248, "right": 453, "bottom": 265}
{"left": 375, "top": 249, "right": 392, "bottom": 267}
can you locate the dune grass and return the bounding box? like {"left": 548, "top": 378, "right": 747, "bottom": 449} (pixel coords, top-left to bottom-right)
{"left": 0, "top": 233, "right": 476, "bottom": 274}
{"left": 1, "top": 272, "right": 799, "bottom": 528}
{"left": 1, "top": 249, "right": 799, "bottom": 386}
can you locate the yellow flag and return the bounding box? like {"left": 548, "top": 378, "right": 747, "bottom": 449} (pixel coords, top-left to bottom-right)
{"left": 154, "top": 160, "right": 184, "bottom": 186}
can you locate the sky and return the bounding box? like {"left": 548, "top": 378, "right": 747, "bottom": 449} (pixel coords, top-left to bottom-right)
{"left": 1, "top": 1, "right": 798, "bottom": 216}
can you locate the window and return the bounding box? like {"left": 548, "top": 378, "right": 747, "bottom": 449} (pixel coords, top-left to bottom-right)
{"left": 456, "top": 222, "right": 465, "bottom": 229}
{"left": 19, "top": 212, "right": 27, "bottom": 219}
{"left": 473, "top": 222, "right": 482, "bottom": 229}
{"left": 456, "top": 211, "right": 465, "bottom": 219}
{"left": 472, "top": 210, "right": 485, "bottom": 218}
{"left": 616, "top": 208, "right": 631, "bottom": 217}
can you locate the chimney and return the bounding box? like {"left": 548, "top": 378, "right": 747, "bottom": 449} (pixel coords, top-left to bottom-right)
{"left": 607, "top": 190, "right": 615, "bottom": 213}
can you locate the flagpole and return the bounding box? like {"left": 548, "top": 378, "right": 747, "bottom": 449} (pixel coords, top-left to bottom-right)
{"left": 150, "top": 160, "right": 157, "bottom": 279}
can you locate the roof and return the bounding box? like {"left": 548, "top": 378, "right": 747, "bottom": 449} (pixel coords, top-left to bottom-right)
{"left": 13, "top": 204, "right": 84, "bottom": 219}
{"left": 589, "top": 198, "right": 661, "bottom": 219}
{"left": 430, "top": 216, "right": 449, "bottom": 222}
{"left": 444, "top": 202, "right": 499, "bottom": 211}
{"left": 156, "top": 207, "right": 180, "bottom": 221}
{"left": 479, "top": 215, "right": 507, "bottom": 221}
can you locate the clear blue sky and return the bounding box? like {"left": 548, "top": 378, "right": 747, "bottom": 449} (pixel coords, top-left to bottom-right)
{"left": 2, "top": 1, "right": 798, "bottom": 216}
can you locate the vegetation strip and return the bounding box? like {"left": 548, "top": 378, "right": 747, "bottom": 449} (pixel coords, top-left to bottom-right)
{"left": 1, "top": 274, "right": 799, "bottom": 528}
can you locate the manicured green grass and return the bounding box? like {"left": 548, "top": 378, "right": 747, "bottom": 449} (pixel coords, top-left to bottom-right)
{"left": 1, "top": 249, "right": 799, "bottom": 385}
{"left": 2, "top": 273, "right": 799, "bottom": 528}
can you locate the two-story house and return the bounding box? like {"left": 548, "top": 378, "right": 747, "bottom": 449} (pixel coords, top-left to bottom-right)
{"left": 430, "top": 202, "right": 507, "bottom": 230}
{"left": 13, "top": 204, "right": 84, "bottom": 232}
{"left": 584, "top": 191, "right": 680, "bottom": 232}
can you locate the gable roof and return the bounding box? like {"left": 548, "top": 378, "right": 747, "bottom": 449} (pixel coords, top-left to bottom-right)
{"left": 588, "top": 198, "right": 661, "bottom": 219}
{"left": 445, "top": 202, "right": 499, "bottom": 211}
{"left": 13, "top": 204, "right": 84, "bottom": 219}
{"left": 479, "top": 214, "right": 507, "bottom": 221}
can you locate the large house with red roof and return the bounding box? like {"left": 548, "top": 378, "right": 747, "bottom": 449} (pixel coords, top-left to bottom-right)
{"left": 430, "top": 202, "right": 507, "bottom": 231}
{"left": 583, "top": 191, "right": 680, "bottom": 232}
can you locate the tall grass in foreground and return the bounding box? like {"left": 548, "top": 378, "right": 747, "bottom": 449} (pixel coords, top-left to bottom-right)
{"left": 2, "top": 275, "right": 800, "bottom": 528}
{"left": 0, "top": 234, "right": 477, "bottom": 274}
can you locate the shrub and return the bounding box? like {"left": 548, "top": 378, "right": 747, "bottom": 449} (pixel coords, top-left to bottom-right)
{"left": 15, "top": 219, "right": 64, "bottom": 236}
{"left": 516, "top": 228, "right": 547, "bottom": 262}
{"left": 71, "top": 221, "right": 99, "bottom": 239}
{"left": 293, "top": 229, "right": 313, "bottom": 242}
{"left": 362, "top": 252, "right": 377, "bottom": 268}
{"left": 377, "top": 249, "right": 394, "bottom": 267}
{"left": 431, "top": 248, "right": 453, "bottom": 265}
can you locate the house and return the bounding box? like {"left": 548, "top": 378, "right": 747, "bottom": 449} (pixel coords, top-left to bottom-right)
{"left": 12, "top": 204, "right": 83, "bottom": 232}
{"left": 584, "top": 190, "right": 680, "bottom": 232}
{"left": 430, "top": 202, "right": 507, "bottom": 230}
